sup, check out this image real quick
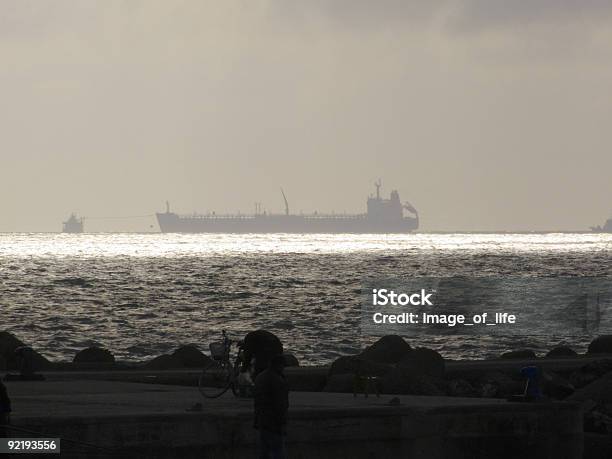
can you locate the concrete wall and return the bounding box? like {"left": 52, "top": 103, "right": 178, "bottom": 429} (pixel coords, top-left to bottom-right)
{"left": 16, "top": 402, "right": 582, "bottom": 458}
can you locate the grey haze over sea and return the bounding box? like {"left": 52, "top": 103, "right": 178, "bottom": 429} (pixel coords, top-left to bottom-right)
{"left": 1, "top": 233, "right": 610, "bottom": 365}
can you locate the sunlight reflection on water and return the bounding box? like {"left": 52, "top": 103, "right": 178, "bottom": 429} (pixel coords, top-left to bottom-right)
{"left": 1, "top": 232, "right": 610, "bottom": 258}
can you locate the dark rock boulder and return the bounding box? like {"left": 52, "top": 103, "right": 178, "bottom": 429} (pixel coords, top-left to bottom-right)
{"left": 73, "top": 347, "right": 115, "bottom": 364}
{"left": 380, "top": 366, "right": 445, "bottom": 396}
{"left": 0, "top": 331, "right": 51, "bottom": 370}
{"left": 397, "top": 347, "right": 445, "bottom": 378}
{"left": 143, "top": 354, "right": 181, "bottom": 370}
{"left": 499, "top": 349, "right": 537, "bottom": 360}
{"left": 588, "top": 336, "right": 612, "bottom": 355}
{"left": 447, "top": 379, "right": 478, "bottom": 398}
{"left": 360, "top": 335, "right": 412, "bottom": 364}
{"left": 569, "top": 360, "right": 612, "bottom": 389}
{"left": 323, "top": 374, "right": 355, "bottom": 393}
{"left": 570, "top": 373, "right": 612, "bottom": 435}
{"left": 0, "top": 332, "right": 23, "bottom": 360}
{"left": 569, "top": 371, "right": 612, "bottom": 405}
{"left": 326, "top": 337, "right": 439, "bottom": 393}
{"left": 144, "top": 346, "right": 212, "bottom": 370}
{"left": 171, "top": 345, "right": 211, "bottom": 368}
{"left": 282, "top": 353, "right": 299, "bottom": 367}
{"left": 542, "top": 370, "right": 575, "bottom": 399}
{"left": 567, "top": 371, "right": 612, "bottom": 434}
{"left": 546, "top": 346, "right": 578, "bottom": 358}
{"left": 477, "top": 371, "right": 524, "bottom": 398}
{"left": 286, "top": 370, "right": 326, "bottom": 392}
{"left": 328, "top": 355, "right": 393, "bottom": 377}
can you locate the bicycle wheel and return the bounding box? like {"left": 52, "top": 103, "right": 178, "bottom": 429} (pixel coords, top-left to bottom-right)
{"left": 199, "top": 360, "right": 231, "bottom": 398}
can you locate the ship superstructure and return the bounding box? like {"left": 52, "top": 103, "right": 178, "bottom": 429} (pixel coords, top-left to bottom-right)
{"left": 156, "top": 182, "right": 418, "bottom": 234}
{"left": 62, "top": 213, "right": 84, "bottom": 233}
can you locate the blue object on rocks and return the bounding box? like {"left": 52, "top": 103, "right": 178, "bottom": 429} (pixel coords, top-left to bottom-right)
{"left": 521, "top": 366, "right": 543, "bottom": 399}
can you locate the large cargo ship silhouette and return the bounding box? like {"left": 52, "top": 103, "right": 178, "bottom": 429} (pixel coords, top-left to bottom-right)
{"left": 157, "top": 182, "right": 418, "bottom": 233}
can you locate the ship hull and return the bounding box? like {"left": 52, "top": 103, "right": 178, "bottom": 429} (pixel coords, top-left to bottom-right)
{"left": 156, "top": 213, "right": 418, "bottom": 234}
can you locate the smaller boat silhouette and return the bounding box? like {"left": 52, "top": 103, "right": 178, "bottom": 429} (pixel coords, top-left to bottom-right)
{"left": 62, "top": 214, "right": 84, "bottom": 233}
{"left": 591, "top": 216, "right": 612, "bottom": 233}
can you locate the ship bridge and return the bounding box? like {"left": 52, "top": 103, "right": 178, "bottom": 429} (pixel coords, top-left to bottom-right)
{"left": 366, "top": 181, "right": 417, "bottom": 221}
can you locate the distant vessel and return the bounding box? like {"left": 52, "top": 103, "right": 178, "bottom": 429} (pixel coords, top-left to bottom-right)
{"left": 62, "top": 214, "right": 84, "bottom": 233}
{"left": 157, "top": 182, "right": 418, "bottom": 234}
{"left": 591, "top": 217, "right": 612, "bottom": 233}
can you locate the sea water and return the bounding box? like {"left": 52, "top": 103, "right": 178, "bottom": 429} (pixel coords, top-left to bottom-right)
{"left": 0, "top": 232, "right": 610, "bottom": 364}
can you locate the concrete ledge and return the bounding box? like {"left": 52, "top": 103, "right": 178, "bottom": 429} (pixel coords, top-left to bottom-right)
{"left": 5, "top": 380, "right": 583, "bottom": 458}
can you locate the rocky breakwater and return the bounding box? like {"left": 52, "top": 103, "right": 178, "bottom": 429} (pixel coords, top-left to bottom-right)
{"left": 325, "top": 335, "right": 448, "bottom": 395}
{"left": 565, "top": 335, "right": 612, "bottom": 458}
{"left": 0, "top": 331, "right": 52, "bottom": 372}
{"left": 323, "top": 335, "right": 612, "bottom": 402}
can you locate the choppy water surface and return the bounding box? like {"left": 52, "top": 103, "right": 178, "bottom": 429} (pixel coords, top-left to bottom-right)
{"left": 1, "top": 233, "right": 610, "bottom": 364}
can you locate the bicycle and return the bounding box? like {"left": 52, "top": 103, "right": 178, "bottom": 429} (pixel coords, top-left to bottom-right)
{"left": 199, "top": 330, "right": 253, "bottom": 398}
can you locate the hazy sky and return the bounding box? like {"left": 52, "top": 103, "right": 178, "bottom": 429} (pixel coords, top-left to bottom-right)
{"left": 2, "top": 0, "right": 611, "bottom": 232}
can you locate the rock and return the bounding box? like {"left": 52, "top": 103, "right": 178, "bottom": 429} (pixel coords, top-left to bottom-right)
{"left": 282, "top": 353, "right": 299, "bottom": 367}
{"left": 583, "top": 360, "right": 612, "bottom": 376}
{"left": 569, "top": 370, "right": 612, "bottom": 404}
{"left": 143, "top": 354, "right": 182, "bottom": 370}
{"left": 588, "top": 336, "right": 612, "bottom": 355}
{"left": 448, "top": 379, "right": 477, "bottom": 397}
{"left": 546, "top": 346, "right": 578, "bottom": 358}
{"left": 73, "top": 347, "right": 115, "bottom": 364}
{"left": 0, "top": 331, "right": 51, "bottom": 370}
{"left": 499, "top": 349, "right": 537, "bottom": 360}
{"left": 542, "top": 370, "right": 575, "bottom": 399}
{"left": 569, "top": 360, "right": 612, "bottom": 389}
{"left": 286, "top": 370, "right": 326, "bottom": 392}
{"left": 380, "top": 366, "right": 445, "bottom": 396}
{"left": 477, "top": 371, "right": 524, "bottom": 398}
{"left": 360, "top": 335, "right": 412, "bottom": 364}
{"left": 144, "top": 346, "right": 213, "bottom": 370}
{"left": 327, "top": 336, "right": 416, "bottom": 382}
{"left": 585, "top": 412, "right": 612, "bottom": 435}
{"left": 328, "top": 355, "right": 393, "bottom": 377}
{"left": 0, "top": 332, "right": 23, "bottom": 360}
{"left": 171, "top": 346, "right": 211, "bottom": 368}
{"left": 328, "top": 356, "right": 354, "bottom": 375}
{"left": 397, "top": 347, "right": 445, "bottom": 378}
{"left": 570, "top": 373, "right": 612, "bottom": 434}
{"left": 323, "top": 374, "right": 355, "bottom": 393}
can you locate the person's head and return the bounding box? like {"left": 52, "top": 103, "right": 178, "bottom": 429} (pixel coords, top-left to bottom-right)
{"left": 270, "top": 354, "right": 285, "bottom": 374}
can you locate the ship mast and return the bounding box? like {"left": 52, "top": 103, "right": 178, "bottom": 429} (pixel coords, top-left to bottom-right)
{"left": 280, "top": 188, "right": 289, "bottom": 216}
{"left": 375, "top": 179, "right": 381, "bottom": 200}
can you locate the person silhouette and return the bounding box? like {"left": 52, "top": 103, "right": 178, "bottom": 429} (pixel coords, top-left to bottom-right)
{"left": 0, "top": 379, "right": 11, "bottom": 438}
{"left": 240, "top": 330, "right": 283, "bottom": 378}
{"left": 254, "top": 355, "right": 289, "bottom": 459}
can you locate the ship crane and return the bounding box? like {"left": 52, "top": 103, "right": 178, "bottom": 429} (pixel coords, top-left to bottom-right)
{"left": 281, "top": 188, "right": 289, "bottom": 216}
{"left": 375, "top": 179, "right": 381, "bottom": 200}
{"left": 403, "top": 201, "right": 418, "bottom": 215}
